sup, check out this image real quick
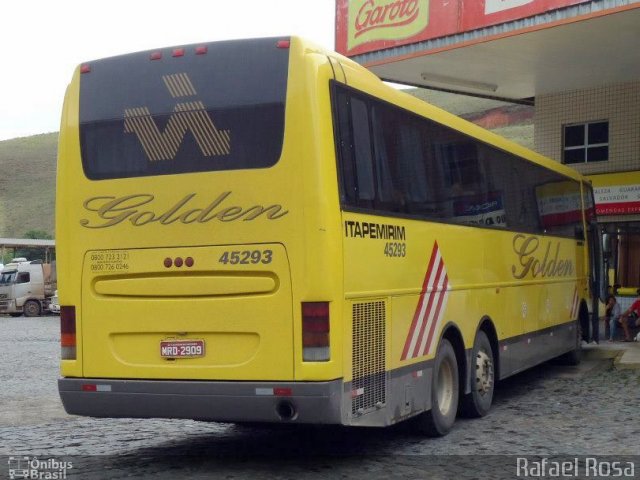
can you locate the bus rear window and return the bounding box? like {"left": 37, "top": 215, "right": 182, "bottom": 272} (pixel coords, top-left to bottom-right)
{"left": 79, "top": 38, "right": 289, "bottom": 180}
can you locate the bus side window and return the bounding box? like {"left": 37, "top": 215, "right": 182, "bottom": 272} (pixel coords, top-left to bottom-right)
{"left": 335, "top": 91, "right": 358, "bottom": 204}
{"left": 371, "top": 106, "right": 402, "bottom": 211}
{"left": 398, "top": 125, "right": 430, "bottom": 210}
{"left": 350, "top": 97, "right": 375, "bottom": 206}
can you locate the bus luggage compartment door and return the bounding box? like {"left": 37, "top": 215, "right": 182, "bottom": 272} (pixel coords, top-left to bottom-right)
{"left": 80, "top": 244, "right": 293, "bottom": 381}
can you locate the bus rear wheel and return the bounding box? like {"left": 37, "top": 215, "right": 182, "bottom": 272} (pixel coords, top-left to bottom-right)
{"left": 461, "top": 330, "right": 494, "bottom": 418}
{"left": 414, "top": 338, "right": 459, "bottom": 437}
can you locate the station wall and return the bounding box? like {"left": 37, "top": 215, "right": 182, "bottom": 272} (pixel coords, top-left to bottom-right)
{"left": 534, "top": 81, "right": 640, "bottom": 176}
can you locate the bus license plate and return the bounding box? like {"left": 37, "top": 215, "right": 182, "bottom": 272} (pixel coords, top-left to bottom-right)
{"left": 160, "top": 339, "right": 205, "bottom": 358}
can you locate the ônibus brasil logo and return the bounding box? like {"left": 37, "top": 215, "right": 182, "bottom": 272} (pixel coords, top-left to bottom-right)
{"left": 348, "top": 0, "right": 429, "bottom": 51}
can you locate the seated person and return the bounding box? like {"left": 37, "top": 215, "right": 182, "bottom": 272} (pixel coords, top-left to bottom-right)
{"left": 615, "top": 289, "right": 640, "bottom": 342}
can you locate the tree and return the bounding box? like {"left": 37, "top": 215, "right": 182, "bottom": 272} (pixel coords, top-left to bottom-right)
{"left": 23, "top": 230, "right": 53, "bottom": 240}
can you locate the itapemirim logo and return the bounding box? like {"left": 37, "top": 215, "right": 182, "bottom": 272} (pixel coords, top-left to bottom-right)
{"left": 124, "top": 73, "right": 231, "bottom": 162}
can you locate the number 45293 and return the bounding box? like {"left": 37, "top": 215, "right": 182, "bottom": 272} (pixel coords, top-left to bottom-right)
{"left": 384, "top": 242, "right": 406, "bottom": 257}
{"left": 218, "top": 249, "right": 273, "bottom": 265}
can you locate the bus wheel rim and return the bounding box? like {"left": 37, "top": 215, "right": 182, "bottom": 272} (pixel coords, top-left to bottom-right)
{"left": 437, "top": 357, "right": 454, "bottom": 415}
{"left": 475, "top": 349, "right": 493, "bottom": 395}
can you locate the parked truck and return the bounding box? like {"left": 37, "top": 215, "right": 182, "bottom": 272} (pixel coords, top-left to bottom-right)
{"left": 0, "top": 259, "right": 57, "bottom": 317}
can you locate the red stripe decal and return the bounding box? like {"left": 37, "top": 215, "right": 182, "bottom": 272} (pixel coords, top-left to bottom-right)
{"left": 401, "top": 242, "right": 439, "bottom": 361}
{"left": 423, "top": 275, "right": 449, "bottom": 356}
{"left": 411, "top": 260, "right": 445, "bottom": 359}
{"left": 572, "top": 287, "right": 579, "bottom": 319}
{"left": 401, "top": 241, "right": 450, "bottom": 361}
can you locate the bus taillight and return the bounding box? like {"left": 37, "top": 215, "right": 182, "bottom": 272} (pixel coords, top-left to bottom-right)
{"left": 61, "top": 306, "right": 77, "bottom": 360}
{"left": 302, "top": 302, "right": 330, "bottom": 362}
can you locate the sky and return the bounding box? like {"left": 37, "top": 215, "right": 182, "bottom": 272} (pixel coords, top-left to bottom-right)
{"left": 0, "top": 0, "right": 336, "bottom": 141}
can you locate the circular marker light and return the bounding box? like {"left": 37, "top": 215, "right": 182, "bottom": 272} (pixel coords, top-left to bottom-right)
{"left": 174, "top": 257, "right": 184, "bottom": 267}
{"left": 164, "top": 258, "right": 173, "bottom": 268}
{"left": 185, "top": 257, "right": 194, "bottom": 268}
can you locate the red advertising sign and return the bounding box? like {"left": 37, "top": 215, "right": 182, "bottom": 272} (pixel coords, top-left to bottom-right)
{"left": 535, "top": 181, "right": 583, "bottom": 228}
{"left": 594, "top": 185, "right": 640, "bottom": 216}
{"left": 335, "top": 0, "right": 458, "bottom": 57}
{"left": 335, "top": 0, "right": 592, "bottom": 57}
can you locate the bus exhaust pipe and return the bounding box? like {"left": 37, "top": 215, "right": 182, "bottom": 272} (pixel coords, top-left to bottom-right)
{"left": 276, "top": 401, "right": 297, "bottom": 421}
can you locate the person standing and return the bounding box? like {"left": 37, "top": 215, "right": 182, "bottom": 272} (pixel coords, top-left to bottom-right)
{"left": 604, "top": 284, "right": 621, "bottom": 340}
{"left": 606, "top": 295, "right": 622, "bottom": 342}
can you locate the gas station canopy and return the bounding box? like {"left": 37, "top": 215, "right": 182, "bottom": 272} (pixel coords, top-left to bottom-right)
{"left": 336, "top": 0, "right": 640, "bottom": 101}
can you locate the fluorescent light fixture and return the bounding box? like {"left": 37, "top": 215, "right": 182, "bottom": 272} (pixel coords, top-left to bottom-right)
{"left": 420, "top": 72, "right": 498, "bottom": 93}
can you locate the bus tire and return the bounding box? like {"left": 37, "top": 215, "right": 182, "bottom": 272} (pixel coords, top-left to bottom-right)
{"left": 23, "top": 300, "right": 41, "bottom": 317}
{"left": 461, "top": 330, "right": 494, "bottom": 418}
{"left": 414, "top": 339, "right": 459, "bottom": 437}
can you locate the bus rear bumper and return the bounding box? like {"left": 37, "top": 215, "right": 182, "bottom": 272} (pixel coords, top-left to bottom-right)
{"left": 58, "top": 378, "right": 344, "bottom": 424}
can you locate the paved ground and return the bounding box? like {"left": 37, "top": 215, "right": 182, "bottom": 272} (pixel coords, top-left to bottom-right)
{"left": 1, "top": 316, "right": 639, "bottom": 479}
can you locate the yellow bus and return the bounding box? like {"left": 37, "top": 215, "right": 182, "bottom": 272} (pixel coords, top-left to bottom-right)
{"left": 57, "top": 37, "right": 604, "bottom": 436}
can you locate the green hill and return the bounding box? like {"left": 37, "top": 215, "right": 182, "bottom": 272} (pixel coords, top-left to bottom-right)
{"left": 0, "top": 133, "right": 58, "bottom": 238}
